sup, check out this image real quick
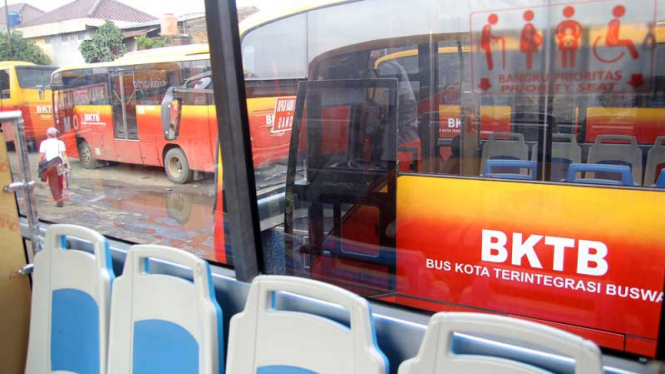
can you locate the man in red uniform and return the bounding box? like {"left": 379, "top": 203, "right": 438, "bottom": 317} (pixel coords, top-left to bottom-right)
{"left": 520, "top": 10, "right": 542, "bottom": 70}
{"left": 556, "top": 6, "right": 583, "bottom": 68}
{"left": 38, "top": 127, "right": 70, "bottom": 207}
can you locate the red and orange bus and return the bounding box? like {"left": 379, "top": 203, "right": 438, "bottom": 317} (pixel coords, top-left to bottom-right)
{"left": 0, "top": 61, "right": 57, "bottom": 149}
{"left": 51, "top": 42, "right": 294, "bottom": 183}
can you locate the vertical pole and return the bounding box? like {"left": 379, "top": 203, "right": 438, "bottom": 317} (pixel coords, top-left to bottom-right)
{"left": 658, "top": 272, "right": 665, "bottom": 360}
{"left": 4, "top": 0, "right": 12, "bottom": 59}
{"left": 13, "top": 114, "right": 41, "bottom": 253}
{"left": 204, "top": 0, "right": 262, "bottom": 281}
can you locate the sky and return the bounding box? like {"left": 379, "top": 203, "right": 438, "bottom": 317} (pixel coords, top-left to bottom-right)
{"left": 4, "top": 0, "right": 303, "bottom": 17}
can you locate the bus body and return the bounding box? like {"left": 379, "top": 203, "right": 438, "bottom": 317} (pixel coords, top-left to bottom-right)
{"left": 51, "top": 53, "right": 218, "bottom": 183}
{"left": 52, "top": 41, "right": 295, "bottom": 184}
{"left": 0, "top": 62, "right": 57, "bottom": 148}
{"left": 223, "top": 0, "right": 665, "bottom": 358}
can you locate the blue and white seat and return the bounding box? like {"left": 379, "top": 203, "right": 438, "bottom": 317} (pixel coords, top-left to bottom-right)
{"left": 226, "top": 275, "right": 388, "bottom": 374}
{"left": 107, "top": 245, "right": 223, "bottom": 374}
{"left": 531, "top": 134, "right": 582, "bottom": 181}
{"left": 481, "top": 133, "right": 530, "bottom": 178}
{"left": 398, "top": 312, "right": 603, "bottom": 374}
{"left": 25, "top": 224, "right": 114, "bottom": 374}
{"left": 644, "top": 136, "right": 665, "bottom": 186}
{"left": 587, "top": 135, "right": 643, "bottom": 185}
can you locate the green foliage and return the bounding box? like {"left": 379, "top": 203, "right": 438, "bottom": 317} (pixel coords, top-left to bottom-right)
{"left": 79, "top": 21, "right": 126, "bottom": 63}
{"left": 135, "top": 35, "right": 169, "bottom": 50}
{"left": 0, "top": 31, "right": 51, "bottom": 65}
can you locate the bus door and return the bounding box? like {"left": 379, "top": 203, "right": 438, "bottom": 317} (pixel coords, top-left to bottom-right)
{"left": 285, "top": 79, "right": 399, "bottom": 296}
{"left": 109, "top": 70, "right": 142, "bottom": 164}
{"left": 0, "top": 69, "right": 12, "bottom": 142}
{"left": 0, "top": 69, "right": 7, "bottom": 111}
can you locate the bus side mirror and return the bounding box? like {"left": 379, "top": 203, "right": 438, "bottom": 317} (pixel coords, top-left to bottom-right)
{"left": 161, "top": 88, "right": 181, "bottom": 141}
{"left": 38, "top": 85, "right": 45, "bottom": 100}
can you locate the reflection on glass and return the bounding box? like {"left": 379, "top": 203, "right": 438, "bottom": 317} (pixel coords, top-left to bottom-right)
{"left": 246, "top": 0, "right": 665, "bottom": 359}
{"left": 3, "top": 5, "right": 235, "bottom": 266}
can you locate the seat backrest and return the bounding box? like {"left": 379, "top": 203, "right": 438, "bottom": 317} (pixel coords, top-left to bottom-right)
{"left": 551, "top": 134, "right": 582, "bottom": 160}
{"left": 483, "top": 160, "right": 536, "bottom": 180}
{"left": 644, "top": 136, "right": 665, "bottom": 185}
{"left": 481, "top": 132, "right": 529, "bottom": 175}
{"left": 107, "top": 245, "right": 223, "bottom": 374}
{"left": 657, "top": 169, "right": 665, "bottom": 188}
{"left": 566, "top": 163, "right": 635, "bottom": 186}
{"left": 226, "top": 275, "right": 388, "bottom": 374}
{"left": 587, "top": 135, "right": 643, "bottom": 184}
{"left": 398, "top": 312, "right": 603, "bottom": 374}
{"left": 531, "top": 134, "right": 582, "bottom": 181}
{"left": 25, "top": 224, "right": 114, "bottom": 374}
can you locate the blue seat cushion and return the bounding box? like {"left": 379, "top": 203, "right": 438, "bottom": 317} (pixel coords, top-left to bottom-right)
{"left": 51, "top": 289, "right": 100, "bottom": 374}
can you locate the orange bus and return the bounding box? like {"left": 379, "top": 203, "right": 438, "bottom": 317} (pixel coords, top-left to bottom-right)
{"left": 51, "top": 42, "right": 294, "bottom": 184}
{"left": 50, "top": 48, "right": 220, "bottom": 183}
{"left": 0, "top": 61, "right": 57, "bottom": 149}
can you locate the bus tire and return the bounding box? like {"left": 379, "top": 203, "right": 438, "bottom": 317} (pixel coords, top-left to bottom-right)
{"left": 166, "top": 192, "right": 193, "bottom": 224}
{"left": 27, "top": 140, "right": 37, "bottom": 153}
{"left": 164, "top": 147, "right": 193, "bottom": 184}
{"left": 78, "top": 140, "right": 100, "bottom": 169}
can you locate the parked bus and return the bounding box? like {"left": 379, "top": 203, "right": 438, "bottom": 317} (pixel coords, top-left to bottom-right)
{"left": 207, "top": 0, "right": 665, "bottom": 358}
{"left": 51, "top": 41, "right": 294, "bottom": 184}
{"left": 0, "top": 61, "right": 57, "bottom": 149}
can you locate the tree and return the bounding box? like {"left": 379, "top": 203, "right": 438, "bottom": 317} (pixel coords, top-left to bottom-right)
{"left": 135, "top": 35, "right": 168, "bottom": 50}
{"left": 0, "top": 31, "right": 51, "bottom": 65}
{"left": 80, "top": 21, "right": 126, "bottom": 63}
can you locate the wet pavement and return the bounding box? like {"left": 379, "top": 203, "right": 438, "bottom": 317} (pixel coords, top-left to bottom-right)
{"left": 7, "top": 148, "right": 287, "bottom": 262}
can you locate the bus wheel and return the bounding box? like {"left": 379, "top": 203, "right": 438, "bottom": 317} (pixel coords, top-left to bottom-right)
{"left": 78, "top": 140, "right": 100, "bottom": 169}
{"left": 166, "top": 192, "right": 193, "bottom": 225}
{"left": 164, "top": 148, "right": 193, "bottom": 184}
{"left": 26, "top": 140, "right": 37, "bottom": 153}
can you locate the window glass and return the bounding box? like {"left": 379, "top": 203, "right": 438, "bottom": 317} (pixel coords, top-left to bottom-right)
{"left": 5, "top": 0, "right": 233, "bottom": 268}
{"left": 241, "top": 13, "right": 307, "bottom": 79}
{"left": 0, "top": 69, "right": 10, "bottom": 99}
{"left": 245, "top": 0, "right": 665, "bottom": 359}
{"left": 2, "top": 0, "right": 665, "bottom": 361}
{"left": 16, "top": 67, "right": 57, "bottom": 89}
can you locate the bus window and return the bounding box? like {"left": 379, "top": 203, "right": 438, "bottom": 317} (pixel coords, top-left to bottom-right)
{"left": 46, "top": 52, "right": 228, "bottom": 265}
{"left": 109, "top": 71, "right": 138, "bottom": 140}
{"left": 0, "top": 69, "right": 10, "bottom": 99}
{"left": 241, "top": 13, "right": 307, "bottom": 79}
{"left": 255, "top": 0, "right": 665, "bottom": 359}
{"left": 15, "top": 66, "right": 55, "bottom": 89}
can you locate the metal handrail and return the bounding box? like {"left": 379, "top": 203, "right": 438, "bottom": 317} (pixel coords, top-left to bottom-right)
{"left": 1, "top": 110, "right": 42, "bottom": 254}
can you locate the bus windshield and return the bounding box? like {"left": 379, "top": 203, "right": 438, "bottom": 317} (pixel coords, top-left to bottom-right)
{"left": 16, "top": 66, "right": 57, "bottom": 89}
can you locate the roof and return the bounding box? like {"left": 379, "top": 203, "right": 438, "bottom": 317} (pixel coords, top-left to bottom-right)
{"left": 0, "top": 61, "right": 35, "bottom": 68}
{"left": 122, "top": 27, "right": 159, "bottom": 38}
{"left": 19, "top": 0, "right": 156, "bottom": 28}
{"left": 121, "top": 12, "right": 206, "bottom": 30}
{"left": 239, "top": 0, "right": 347, "bottom": 35}
{"left": 53, "top": 44, "right": 210, "bottom": 75}
{"left": 116, "top": 43, "right": 209, "bottom": 61}
{"left": 0, "top": 3, "right": 44, "bottom": 26}
{"left": 52, "top": 55, "right": 211, "bottom": 85}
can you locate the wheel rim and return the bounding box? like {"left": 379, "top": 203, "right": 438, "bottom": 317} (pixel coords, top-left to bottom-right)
{"left": 168, "top": 193, "right": 186, "bottom": 213}
{"left": 81, "top": 145, "right": 92, "bottom": 164}
{"left": 167, "top": 156, "right": 183, "bottom": 178}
